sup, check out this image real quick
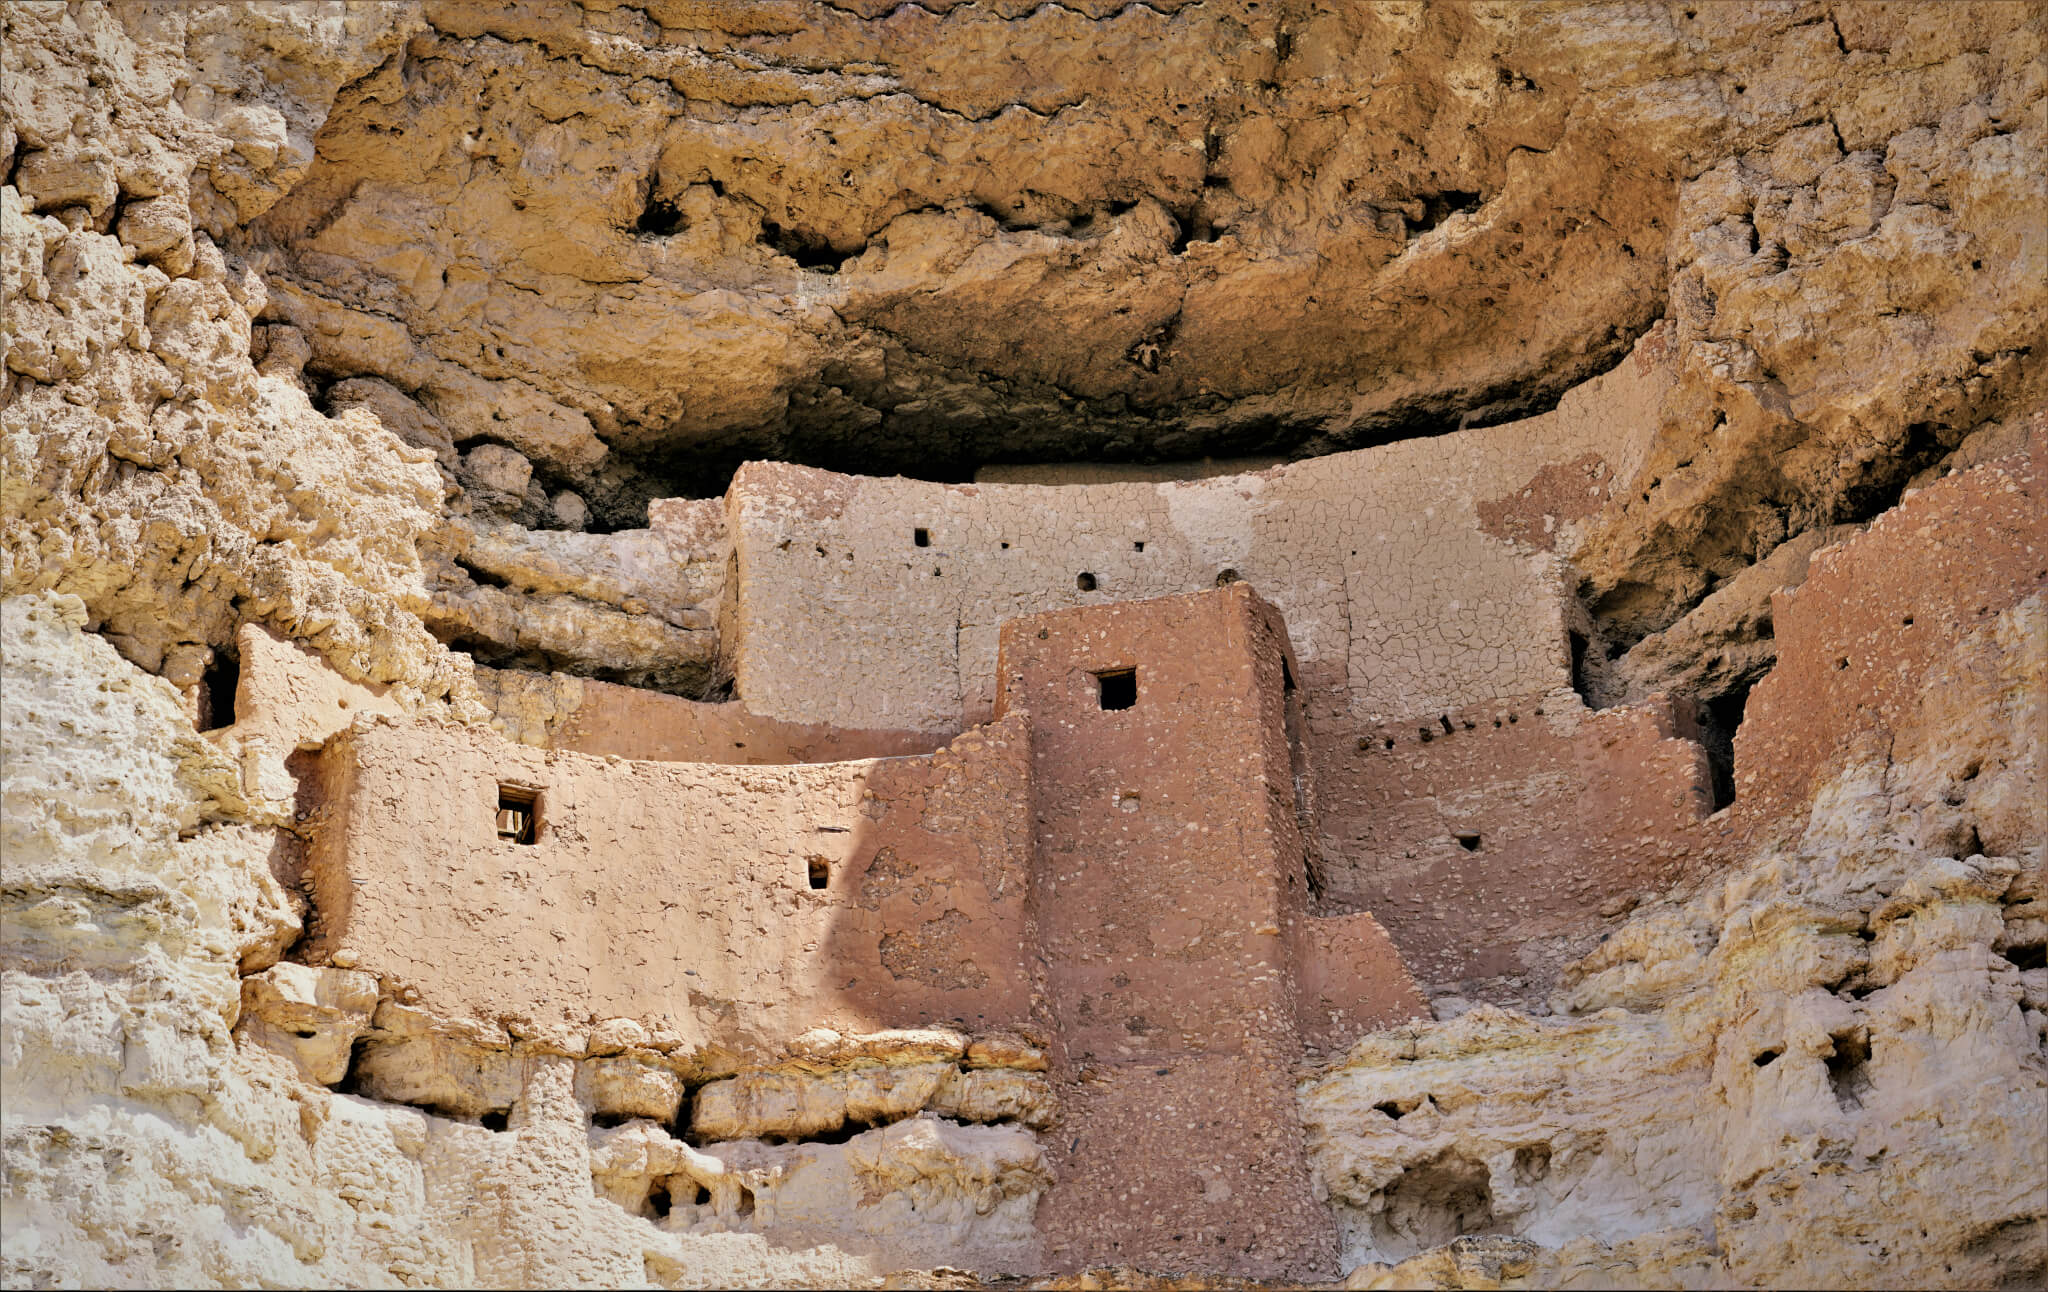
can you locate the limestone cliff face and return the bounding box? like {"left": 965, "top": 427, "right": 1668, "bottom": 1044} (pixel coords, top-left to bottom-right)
{"left": 2, "top": 2, "right": 2043, "bottom": 1288}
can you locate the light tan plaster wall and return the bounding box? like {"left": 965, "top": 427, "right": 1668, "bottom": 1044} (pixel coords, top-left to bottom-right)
{"left": 551, "top": 677, "right": 946, "bottom": 766}
{"left": 726, "top": 329, "right": 1672, "bottom": 733}
{"left": 974, "top": 456, "right": 1287, "bottom": 485}
{"left": 304, "top": 715, "right": 1038, "bottom": 1058}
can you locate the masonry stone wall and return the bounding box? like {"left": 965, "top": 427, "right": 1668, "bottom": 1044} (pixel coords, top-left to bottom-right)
{"left": 298, "top": 586, "right": 1440, "bottom": 1280}
{"left": 1735, "top": 426, "right": 2048, "bottom": 853}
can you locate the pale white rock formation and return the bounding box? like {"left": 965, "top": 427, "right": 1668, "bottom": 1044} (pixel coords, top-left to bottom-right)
{"left": 0, "top": 592, "right": 1056, "bottom": 1288}
{"left": 590, "top": 1116, "right": 1050, "bottom": 1275}
{"left": 236, "top": 963, "right": 380, "bottom": 1085}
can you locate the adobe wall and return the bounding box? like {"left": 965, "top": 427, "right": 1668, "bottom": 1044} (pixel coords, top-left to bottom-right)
{"left": 302, "top": 714, "right": 1039, "bottom": 1058}
{"left": 1310, "top": 695, "right": 1720, "bottom": 993}
{"left": 1733, "top": 428, "right": 2048, "bottom": 851}
{"left": 974, "top": 456, "right": 1287, "bottom": 485}
{"left": 1307, "top": 427, "right": 2048, "bottom": 999}
{"left": 552, "top": 676, "right": 947, "bottom": 765}
{"left": 723, "top": 327, "right": 1673, "bottom": 734}
{"left": 993, "top": 585, "right": 1422, "bottom": 1279}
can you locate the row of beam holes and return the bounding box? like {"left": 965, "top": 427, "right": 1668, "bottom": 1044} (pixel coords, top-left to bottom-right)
{"left": 1357, "top": 709, "right": 1535, "bottom": 756}
{"left": 1350, "top": 712, "right": 1548, "bottom": 854}
{"left": 912, "top": 527, "right": 1238, "bottom": 593}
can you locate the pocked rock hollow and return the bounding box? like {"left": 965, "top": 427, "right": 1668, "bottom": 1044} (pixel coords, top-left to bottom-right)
{"left": 1, "top": 2, "right": 2044, "bottom": 1288}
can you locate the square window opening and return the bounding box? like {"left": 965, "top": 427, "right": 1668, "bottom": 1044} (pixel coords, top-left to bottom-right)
{"left": 913, "top": 527, "right": 930, "bottom": 547}
{"left": 497, "top": 785, "right": 540, "bottom": 844}
{"left": 1096, "top": 668, "right": 1137, "bottom": 711}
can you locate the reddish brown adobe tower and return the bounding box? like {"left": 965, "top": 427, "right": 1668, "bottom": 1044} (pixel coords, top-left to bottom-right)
{"left": 997, "top": 584, "right": 1420, "bottom": 1279}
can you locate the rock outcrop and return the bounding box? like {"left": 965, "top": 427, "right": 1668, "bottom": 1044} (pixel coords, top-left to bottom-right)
{"left": 3, "top": 2, "right": 2043, "bottom": 1288}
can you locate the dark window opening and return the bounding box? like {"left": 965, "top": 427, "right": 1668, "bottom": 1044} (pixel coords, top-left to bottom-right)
{"left": 646, "top": 1181, "right": 673, "bottom": 1218}
{"left": 1453, "top": 830, "right": 1482, "bottom": 852}
{"left": 1700, "top": 678, "right": 1755, "bottom": 811}
{"left": 1567, "top": 630, "right": 1592, "bottom": 704}
{"left": 807, "top": 856, "right": 829, "bottom": 890}
{"left": 693, "top": 1185, "right": 712, "bottom": 1206}
{"left": 913, "top": 527, "right": 930, "bottom": 547}
{"left": 497, "top": 785, "right": 540, "bottom": 844}
{"left": 200, "top": 651, "right": 240, "bottom": 731}
{"left": 1096, "top": 669, "right": 1137, "bottom": 710}
{"left": 480, "top": 1108, "right": 511, "bottom": 1131}
{"left": 736, "top": 1185, "right": 755, "bottom": 1218}
{"left": 1076, "top": 571, "right": 1098, "bottom": 591}
{"left": 1215, "top": 567, "right": 1241, "bottom": 586}
{"left": 1133, "top": 540, "right": 1146, "bottom": 552}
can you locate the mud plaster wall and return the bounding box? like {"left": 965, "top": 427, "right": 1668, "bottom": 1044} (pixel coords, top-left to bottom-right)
{"left": 553, "top": 676, "right": 946, "bottom": 766}
{"left": 304, "top": 715, "right": 1038, "bottom": 1056}
{"left": 1312, "top": 696, "right": 1718, "bottom": 991}
{"left": 725, "top": 331, "right": 1673, "bottom": 734}
{"left": 993, "top": 585, "right": 1422, "bottom": 1279}
{"left": 1735, "top": 424, "right": 2048, "bottom": 854}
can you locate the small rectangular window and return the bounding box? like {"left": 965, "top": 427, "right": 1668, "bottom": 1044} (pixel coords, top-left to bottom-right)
{"left": 1096, "top": 668, "right": 1137, "bottom": 710}
{"left": 913, "top": 527, "right": 930, "bottom": 547}
{"left": 497, "top": 785, "right": 539, "bottom": 844}
{"left": 808, "top": 856, "right": 830, "bottom": 889}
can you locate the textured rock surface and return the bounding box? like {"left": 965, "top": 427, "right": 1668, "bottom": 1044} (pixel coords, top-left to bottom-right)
{"left": 0, "top": 593, "right": 1051, "bottom": 1286}
{"left": 1307, "top": 456, "right": 2047, "bottom": 1288}
{"left": 5, "top": 0, "right": 2046, "bottom": 1287}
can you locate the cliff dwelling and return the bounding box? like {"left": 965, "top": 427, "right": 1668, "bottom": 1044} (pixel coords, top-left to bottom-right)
{"left": 3, "top": 2, "right": 2045, "bottom": 1289}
